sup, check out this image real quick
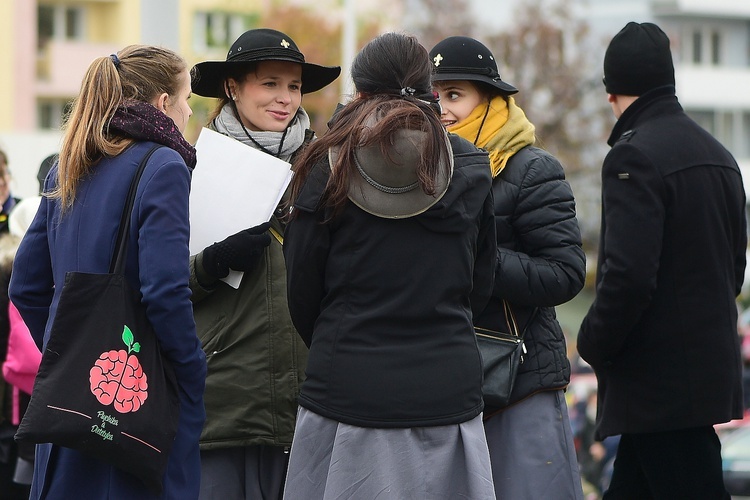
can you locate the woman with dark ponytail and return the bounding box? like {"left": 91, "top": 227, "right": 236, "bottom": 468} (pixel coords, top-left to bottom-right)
{"left": 282, "top": 32, "right": 497, "bottom": 499}
{"left": 10, "top": 45, "right": 206, "bottom": 499}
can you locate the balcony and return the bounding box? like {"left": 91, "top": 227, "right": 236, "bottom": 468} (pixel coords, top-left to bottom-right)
{"left": 652, "top": 0, "right": 750, "bottom": 18}
{"left": 36, "top": 39, "right": 120, "bottom": 98}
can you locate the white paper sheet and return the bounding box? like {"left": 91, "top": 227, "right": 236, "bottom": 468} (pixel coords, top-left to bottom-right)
{"left": 189, "top": 127, "right": 293, "bottom": 288}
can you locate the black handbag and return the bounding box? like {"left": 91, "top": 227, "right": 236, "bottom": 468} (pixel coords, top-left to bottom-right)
{"left": 15, "top": 145, "right": 180, "bottom": 494}
{"left": 475, "top": 301, "right": 537, "bottom": 408}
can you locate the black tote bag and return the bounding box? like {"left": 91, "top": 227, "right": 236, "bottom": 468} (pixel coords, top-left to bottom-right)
{"left": 15, "top": 145, "right": 180, "bottom": 494}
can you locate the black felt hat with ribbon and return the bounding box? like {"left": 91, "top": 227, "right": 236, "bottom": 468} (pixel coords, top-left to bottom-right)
{"left": 192, "top": 28, "right": 341, "bottom": 98}
{"left": 429, "top": 36, "right": 518, "bottom": 95}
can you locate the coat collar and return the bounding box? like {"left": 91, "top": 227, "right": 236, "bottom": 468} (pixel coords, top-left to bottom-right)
{"left": 607, "top": 85, "right": 680, "bottom": 147}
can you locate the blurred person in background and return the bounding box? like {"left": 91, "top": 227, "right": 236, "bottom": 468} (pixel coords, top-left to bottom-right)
{"left": 0, "top": 223, "right": 29, "bottom": 499}
{"left": 0, "top": 150, "right": 21, "bottom": 235}
{"left": 9, "top": 45, "right": 206, "bottom": 499}
{"left": 0, "top": 153, "right": 54, "bottom": 499}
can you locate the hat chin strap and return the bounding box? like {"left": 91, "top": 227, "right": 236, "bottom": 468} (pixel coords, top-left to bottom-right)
{"left": 473, "top": 105, "right": 491, "bottom": 146}
{"left": 230, "top": 101, "right": 289, "bottom": 157}
{"left": 353, "top": 154, "right": 418, "bottom": 194}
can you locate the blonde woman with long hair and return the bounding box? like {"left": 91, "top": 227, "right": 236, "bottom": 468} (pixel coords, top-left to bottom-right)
{"left": 9, "top": 45, "right": 206, "bottom": 499}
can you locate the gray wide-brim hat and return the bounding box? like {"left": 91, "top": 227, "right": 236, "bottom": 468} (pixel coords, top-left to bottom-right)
{"left": 192, "top": 28, "right": 341, "bottom": 98}
{"left": 330, "top": 127, "right": 453, "bottom": 219}
{"left": 429, "top": 36, "right": 518, "bottom": 95}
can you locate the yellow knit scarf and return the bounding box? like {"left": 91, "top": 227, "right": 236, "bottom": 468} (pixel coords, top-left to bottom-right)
{"left": 448, "top": 96, "right": 536, "bottom": 178}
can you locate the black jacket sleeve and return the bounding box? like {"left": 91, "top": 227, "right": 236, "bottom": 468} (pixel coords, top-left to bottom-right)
{"left": 283, "top": 163, "right": 331, "bottom": 347}
{"left": 471, "top": 188, "right": 496, "bottom": 317}
{"left": 492, "top": 148, "right": 586, "bottom": 307}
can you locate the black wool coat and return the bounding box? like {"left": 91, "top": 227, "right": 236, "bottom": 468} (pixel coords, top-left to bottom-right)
{"left": 577, "top": 86, "right": 747, "bottom": 440}
{"left": 474, "top": 145, "right": 586, "bottom": 411}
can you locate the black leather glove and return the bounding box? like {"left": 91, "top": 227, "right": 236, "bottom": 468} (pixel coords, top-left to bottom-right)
{"left": 201, "top": 222, "right": 272, "bottom": 279}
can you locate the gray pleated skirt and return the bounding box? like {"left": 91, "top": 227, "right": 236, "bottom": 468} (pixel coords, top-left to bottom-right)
{"left": 484, "top": 390, "right": 584, "bottom": 499}
{"left": 283, "top": 407, "right": 496, "bottom": 500}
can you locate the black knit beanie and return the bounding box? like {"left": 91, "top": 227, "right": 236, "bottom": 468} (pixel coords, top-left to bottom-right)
{"left": 603, "top": 22, "right": 675, "bottom": 96}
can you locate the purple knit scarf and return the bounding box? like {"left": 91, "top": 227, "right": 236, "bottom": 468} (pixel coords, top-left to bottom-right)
{"left": 108, "top": 101, "right": 196, "bottom": 169}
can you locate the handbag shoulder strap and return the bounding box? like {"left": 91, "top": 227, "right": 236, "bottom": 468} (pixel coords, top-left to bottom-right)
{"left": 109, "top": 144, "right": 163, "bottom": 275}
{"left": 502, "top": 300, "right": 539, "bottom": 340}
{"left": 519, "top": 307, "right": 539, "bottom": 339}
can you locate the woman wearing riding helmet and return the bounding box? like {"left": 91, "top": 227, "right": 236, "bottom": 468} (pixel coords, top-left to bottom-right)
{"left": 430, "top": 36, "right": 586, "bottom": 499}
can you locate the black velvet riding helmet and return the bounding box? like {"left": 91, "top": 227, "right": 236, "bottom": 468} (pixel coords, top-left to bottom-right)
{"left": 429, "top": 36, "right": 518, "bottom": 95}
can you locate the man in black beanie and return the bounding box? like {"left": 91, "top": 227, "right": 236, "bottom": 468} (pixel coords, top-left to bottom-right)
{"left": 578, "top": 22, "right": 745, "bottom": 499}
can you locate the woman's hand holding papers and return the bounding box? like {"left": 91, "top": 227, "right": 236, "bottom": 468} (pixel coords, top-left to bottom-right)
{"left": 201, "top": 222, "right": 272, "bottom": 280}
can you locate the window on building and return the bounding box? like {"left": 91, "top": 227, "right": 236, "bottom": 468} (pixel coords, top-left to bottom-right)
{"left": 692, "top": 30, "right": 702, "bottom": 64}
{"left": 65, "top": 7, "right": 82, "bottom": 39}
{"left": 689, "top": 110, "right": 714, "bottom": 135}
{"left": 689, "top": 109, "right": 750, "bottom": 160}
{"left": 207, "top": 12, "right": 228, "bottom": 48}
{"left": 711, "top": 31, "right": 721, "bottom": 65}
{"left": 37, "top": 4, "right": 85, "bottom": 50}
{"left": 685, "top": 25, "right": 725, "bottom": 66}
{"left": 718, "top": 111, "right": 734, "bottom": 148}
{"left": 193, "top": 11, "right": 258, "bottom": 52}
{"left": 743, "top": 112, "right": 750, "bottom": 158}
{"left": 37, "top": 99, "right": 72, "bottom": 130}
{"left": 38, "top": 5, "right": 55, "bottom": 49}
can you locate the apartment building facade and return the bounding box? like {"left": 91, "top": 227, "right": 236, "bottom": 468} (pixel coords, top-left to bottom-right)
{"left": 0, "top": 0, "right": 270, "bottom": 196}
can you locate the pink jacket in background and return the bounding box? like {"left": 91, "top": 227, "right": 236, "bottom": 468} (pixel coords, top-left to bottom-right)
{"left": 3, "top": 300, "right": 41, "bottom": 396}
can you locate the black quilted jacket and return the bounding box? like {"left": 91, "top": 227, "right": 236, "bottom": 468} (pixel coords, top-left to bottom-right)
{"left": 474, "top": 145, "right": 586, "bottom": 411}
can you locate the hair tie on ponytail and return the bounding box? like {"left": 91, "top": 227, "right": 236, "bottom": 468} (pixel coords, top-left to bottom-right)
{"left": 400, "top": 87, "right": 416, "bottom": 97}
{"left": 110, "top": 54, "right": 121, "bottom": 69}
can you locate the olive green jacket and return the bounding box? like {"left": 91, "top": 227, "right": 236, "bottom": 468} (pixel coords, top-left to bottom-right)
{"left": 191, "top": 125, "right": 312, "bottom": 449}
{"left": 190, "top": 213, "right": 308, "bottom": 450}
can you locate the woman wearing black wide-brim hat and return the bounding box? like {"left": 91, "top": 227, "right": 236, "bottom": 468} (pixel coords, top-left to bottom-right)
{"left": 189, "top": 28, "right": 340, "bottom": 500}
{"left": 430, "top": 36, "right": 587, "bottom": 499}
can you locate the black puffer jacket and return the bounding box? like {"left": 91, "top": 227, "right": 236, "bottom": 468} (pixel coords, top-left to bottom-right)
{"left": 474, "top": 145, "right": 586, "bottom": 411}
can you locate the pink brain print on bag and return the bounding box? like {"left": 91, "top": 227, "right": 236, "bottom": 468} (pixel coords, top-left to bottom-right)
{"left": 89, "top": 325, "right": 148, "bottom": 413}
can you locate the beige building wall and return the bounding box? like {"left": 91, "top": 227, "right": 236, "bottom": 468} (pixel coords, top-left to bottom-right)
{"left": 2, "top": 0, "right": 143, "bottom": 133}
{"left": 0, "top": 0, "right": 142, "bottom": 195}
{"left": 0, "top": 1, "right": 14, "bottom": 130}
{"left": 0, "top": 0, "right": 37, "bottom": 132}
{"left": 0, "top": 1, "right": 12, "bottom": 129}
{"left": 0, "top": 0, "right": 403, "bottom": 193}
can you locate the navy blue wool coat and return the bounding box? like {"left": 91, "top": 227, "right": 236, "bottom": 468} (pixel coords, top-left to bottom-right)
{"left": 10, "top": 142, "right": 207, "bottom": 499}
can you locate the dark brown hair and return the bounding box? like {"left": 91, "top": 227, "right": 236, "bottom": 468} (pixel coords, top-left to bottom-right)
{"left": 206, "top": 62, "right": 258, "bottom": 123}
{"left": 289, "top": 32, "right": 447, "bottom": 218}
